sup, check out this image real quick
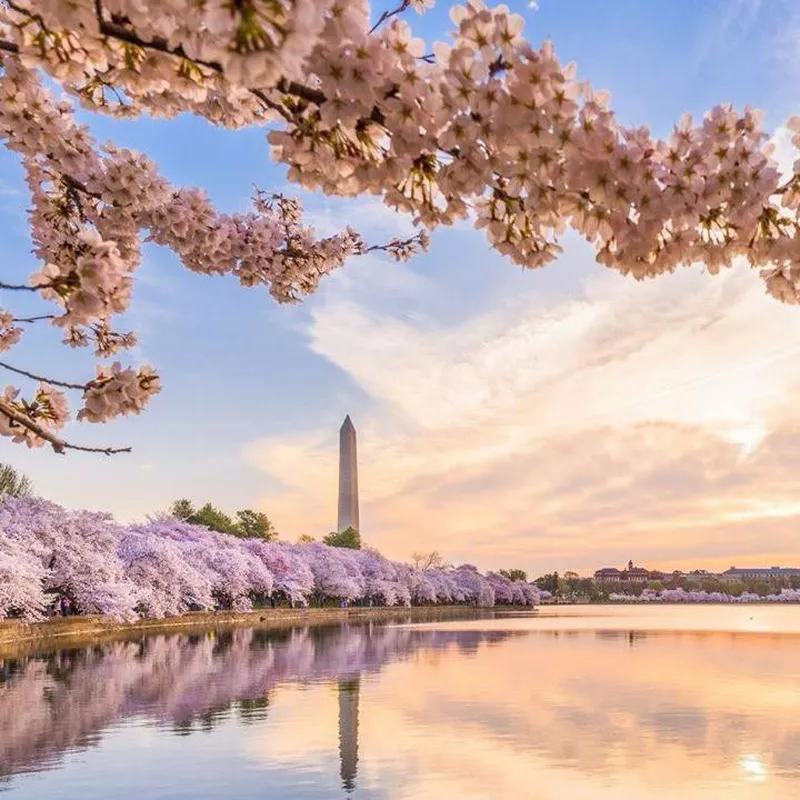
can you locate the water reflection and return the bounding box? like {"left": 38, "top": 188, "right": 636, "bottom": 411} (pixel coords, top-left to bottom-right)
{"left": 0, "top": 622, "right": 514, "bottom": 792}
{"left": 338, "top": 678, "right": 359, "bottom": 793}
{"left": 1, "top": 610, "right": 800, "bottom": 798}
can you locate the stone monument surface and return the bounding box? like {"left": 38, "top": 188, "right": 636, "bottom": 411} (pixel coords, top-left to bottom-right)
{"left": 337, "top": 415, "right": 359, "bottom": 532}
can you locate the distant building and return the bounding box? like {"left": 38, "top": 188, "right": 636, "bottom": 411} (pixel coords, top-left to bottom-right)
{"left": 719, "top": 566, "right": 800, "bottom": 583}
{"left": 593, "top": 562, "right": 664, "bottom": 583}
{"left": 594, "top": 568, "right": 622, "bottom": 583}
{"left": 684, "top": 569, "right": 712, "bottom": 584}
{"left": 625, "top": 567, "right": 651, "bottom": 583}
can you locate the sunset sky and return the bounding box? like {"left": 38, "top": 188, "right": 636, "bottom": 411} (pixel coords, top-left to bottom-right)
{"left": 3, "top": 0, "right": 800, "bottom": 577}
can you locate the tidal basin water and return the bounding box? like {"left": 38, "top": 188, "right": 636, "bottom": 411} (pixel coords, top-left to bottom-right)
{"left": 2, "top": 606, "right": 800, "bottom": 799}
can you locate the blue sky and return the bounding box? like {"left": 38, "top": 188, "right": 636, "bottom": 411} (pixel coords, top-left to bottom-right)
{"left": 3, "top": 0, "right": 800, "bottom": 576}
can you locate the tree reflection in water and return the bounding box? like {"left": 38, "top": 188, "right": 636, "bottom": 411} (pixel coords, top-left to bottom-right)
{"left": 0, "top": 623, "right": 514, "bottom": 790}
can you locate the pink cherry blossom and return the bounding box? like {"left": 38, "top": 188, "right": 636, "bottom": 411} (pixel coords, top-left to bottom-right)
{"left": 0, "top": 497, "right": 539, "bottom": 620}
{"left": 1, "top": 0, "right": 798, "bottom": 453}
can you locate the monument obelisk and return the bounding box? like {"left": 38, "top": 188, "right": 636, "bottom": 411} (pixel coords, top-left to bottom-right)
{"left": 337, "top": 415, "right": 359, "bottom": 532}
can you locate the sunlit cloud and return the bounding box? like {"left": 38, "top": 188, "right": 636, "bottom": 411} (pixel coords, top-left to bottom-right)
{"left": 245, "top": 228, "right": 800, "bottom": 574}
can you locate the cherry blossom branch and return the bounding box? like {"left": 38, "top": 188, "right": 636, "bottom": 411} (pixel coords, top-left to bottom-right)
{"left": 7, "top": 1, "right": 295, "bottom": 121}
{"left": 0, "top": 361, "right": 87, "bottom": 390}
{"left": 12, "top": 314, "right": 56, "bottom": 323}
{"left": 369, "top": 0, "right": 413, "bottom": 34}
{"left": 93, "top": 1, "right": 308, "bottom": 119}
{"left": 0, "top": 281, "right": 38, "bottom": 291}
{"left": 0, "top": 399, "right": 130, "bottom": 455}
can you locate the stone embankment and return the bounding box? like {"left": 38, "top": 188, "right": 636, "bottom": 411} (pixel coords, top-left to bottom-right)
{"left": 0, "top": 605, "right": 528, "bottom": 655}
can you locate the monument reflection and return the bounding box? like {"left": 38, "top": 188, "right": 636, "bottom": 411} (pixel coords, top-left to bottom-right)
{"left": 0, "top": 622, "right": 514, "bottom": 792}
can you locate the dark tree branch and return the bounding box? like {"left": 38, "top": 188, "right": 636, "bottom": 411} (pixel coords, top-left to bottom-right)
{"left": 369, "top": 0, "right": 412, "bottom": 34}
{"left": 13, "top": 314, "right": 56, "bottom": 324}
{"left": 0, "top": 399, "right": 130, "bottom": 454}
{"left": 0, "top": 281, "right": 39, "bottom": 291}
{"left": 0, "top": 360, "right": 87, "bottom": 390}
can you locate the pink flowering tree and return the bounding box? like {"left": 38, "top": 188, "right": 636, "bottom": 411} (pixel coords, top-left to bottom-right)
{"left": 119, "top": 527, "right": 216, "bottom": 616}
{"left": 303, "top": 541, "right": 364, "bottom": 603}
{"left": 452, "top": 564, "right": 495, "bottom": 606}
{"left": 246, "top": 540, "right": 315, "bottom": 606}
{"left": 0, "top": 2, "right": 799, "bottom": 454}
{"left": 0, "top": 530, "right": 46, "bottom": 619}
{"left": 0, "top": 497, "right": 136, "bottom": 617}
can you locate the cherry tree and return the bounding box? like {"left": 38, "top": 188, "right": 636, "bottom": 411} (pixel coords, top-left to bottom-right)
{"left": 246, "top": 539, "right": 315, "bottom": 605}
{"left": 0, "top": 529, "right": 46, "bottom": 619}
{"left": 451, "top": 563, "right": 495, "bottom": 606}
{"left": 0, "top": 496, "right": 540, "bottom": 619}
{"left": 0, "top": 496, "right": 136, "bottom": 617}
{"left": 119, "top": 526, "right": 216, "bottom": 616}
{"left": 0, "top": 1, "right": 798, "bottom": 454}
{"left": 303, "top": 541, "right": 363, "bottom": 601}
{"left": 608, "top": 587, "right": 800, "bottom": 603}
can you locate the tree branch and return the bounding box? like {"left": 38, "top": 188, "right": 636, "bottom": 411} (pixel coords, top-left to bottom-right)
{"left": 0, "top": 398, "right": 130, "bottom": 455}
{"left": 0, "top": 360, "right": 87, "bottom": 390}
{"left": 0, "top": 39, "right": 19, "bottom": 54}
{"left": 12, "top": 314, "right": 56, "bottom": 324}
{"left": 369, "top": 0, "right": 412, "bottom": 34}
{"left": 0, "top": 281, "right": 39, "bottom": 291}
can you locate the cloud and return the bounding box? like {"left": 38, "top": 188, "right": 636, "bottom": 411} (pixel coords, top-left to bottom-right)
{"left": 245, "top": 236, "right": 800, "bottom": 575}
{"left": 771, "top": 126, "right": 797, "bottom": 181}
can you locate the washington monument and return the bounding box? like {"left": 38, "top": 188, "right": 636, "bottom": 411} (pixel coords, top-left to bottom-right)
{"left": 337, "top": 415, "right": 359, "bottom": 532}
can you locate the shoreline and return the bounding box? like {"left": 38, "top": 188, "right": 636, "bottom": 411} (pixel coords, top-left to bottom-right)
{"left": 0, "top": 605, "right": 526, "bottom": 656}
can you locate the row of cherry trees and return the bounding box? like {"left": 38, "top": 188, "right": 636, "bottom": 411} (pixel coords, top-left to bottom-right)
{"left": 609, "top": 588, "right": 800, "bottom": 603}
{"left": 1, "top": 1, "right": 800, "bottom": 454}
{"left": 0, "top": 497, "right": 539, "bottom": 620}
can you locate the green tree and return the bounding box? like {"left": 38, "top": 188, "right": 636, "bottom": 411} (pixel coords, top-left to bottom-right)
{"left": 535, "top": 572, "right": 560, "bottom": 595}
{"left": 700, "top": 577, "right": 725, "bottom": 594}
{"left": 170, "top": 498, "right": 194, "bottom": 520}
{"left": 297, "top": 534, "right": 315, "bottom": 544}
{"left": 190, "top": 503, "right": 241, "bottom": 536}
{"left": 790, "top": 576, "right": 800, "bottom": 590}
{"left": 235, "top": 509, "right": 277, "bottom": 541}
{"left": 323, "top": 527, "right": 361, "bottom": 549}
{"left": 0, "top": 463, "right": 33, "bottom": 499}
{"left": 498, "top": 568, "right": 527, "bottom": 582}
{"left": 577, "top": 578, "right": 601, "bottom": 601}
{"left": 168, "top": 499, "right": 278, "bottom": 539}
{"left": 751, "top": 581, "right": 771, "bottom": 597}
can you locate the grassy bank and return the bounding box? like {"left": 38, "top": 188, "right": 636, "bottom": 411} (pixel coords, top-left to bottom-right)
{"left": 0, "top": 605, "right": 523, "bottom": 657}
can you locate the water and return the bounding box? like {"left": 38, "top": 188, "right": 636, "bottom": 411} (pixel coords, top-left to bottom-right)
{"left": 1, "top": 606, "right": 800, "bottom": 799}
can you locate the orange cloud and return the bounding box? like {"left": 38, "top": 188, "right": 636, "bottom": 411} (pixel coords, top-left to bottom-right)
{"left": 245, "top": 245, "right": 800, "bottom": 576}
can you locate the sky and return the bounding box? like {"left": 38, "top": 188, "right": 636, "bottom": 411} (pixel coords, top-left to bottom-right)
{"left": 2, "top": 0, "right": 800, "bottom": 577}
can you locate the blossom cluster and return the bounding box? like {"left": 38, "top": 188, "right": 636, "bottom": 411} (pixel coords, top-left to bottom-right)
{"left": 0, "top": 497, "right": 538, "bottom": 621}
{"left": 608, "top": 587, "right": 800, "bottom": 603}
{"left": 1, "top": 0, "right": 799, "bottom": 452}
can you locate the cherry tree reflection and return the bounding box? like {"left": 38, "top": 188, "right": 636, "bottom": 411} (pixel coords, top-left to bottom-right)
{"left": 0, "top": 623, "right": 513, "bottom": 789}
